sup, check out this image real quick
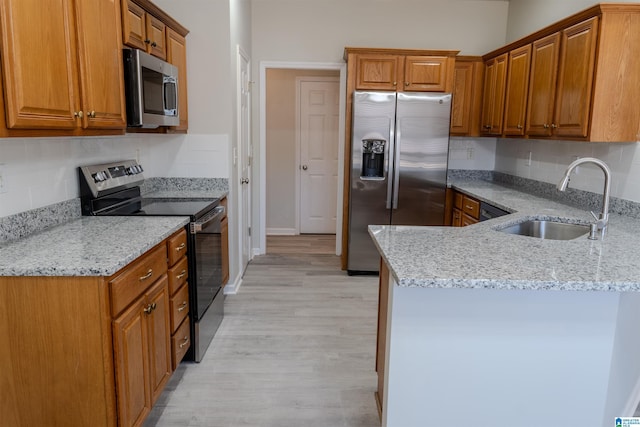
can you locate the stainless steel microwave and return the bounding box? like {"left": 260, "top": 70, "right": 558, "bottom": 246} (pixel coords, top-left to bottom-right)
{"left": 123, "top": 49, "right": 179, "bottom": 128}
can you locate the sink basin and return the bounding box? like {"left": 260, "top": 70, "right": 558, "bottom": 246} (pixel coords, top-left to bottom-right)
{"left": 497, "top": 220, "right": 589, "bottom": 240}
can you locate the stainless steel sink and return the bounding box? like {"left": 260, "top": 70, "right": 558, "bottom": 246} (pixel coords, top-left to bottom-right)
{"left": 497, "top": 220, "right": 589, "bottom": 240}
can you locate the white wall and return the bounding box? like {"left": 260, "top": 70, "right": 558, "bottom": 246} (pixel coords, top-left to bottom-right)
{"left": 506, "top": 0, "right": 640, "bottom": 42}
{"left": 0, "top": 135, "right": 228, "bottom": 217}
{"left": 448, "top": 138, "right": 496, "bottom": 171}
{"left": 251, "top": 0, "right": 511, "bottom": 246}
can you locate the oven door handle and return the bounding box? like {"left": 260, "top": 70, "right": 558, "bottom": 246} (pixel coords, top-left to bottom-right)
{"left": 190, "top": 206, "right": 225, "bottom": 234}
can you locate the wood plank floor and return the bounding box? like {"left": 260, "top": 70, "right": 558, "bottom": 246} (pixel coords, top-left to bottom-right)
{"left": 266, "top": 234, "right": 336, "bottom": 255}
{"left": 145, "top": 236, "right": 380, "bottom": 427}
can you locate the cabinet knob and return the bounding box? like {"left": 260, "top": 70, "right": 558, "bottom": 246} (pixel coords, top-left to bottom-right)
{"left": 87, "top": 111, "right": 96, "bottom": 118}
{"left": 177, "top": 301, "right": 188, "bottom": 312}
{"left": 393, "top": 81, "right": 397, "bottom": 86}
{"left": 483, "top": 125, "right": 491, "bottom": 130}
{"left": 517, "top": 124, "right": 523, "bottom": 130}
{"left": 151, "top": 41, "right": 157, "bottom": 48}
{"left": 551, "top": 123, "right": 557, "bottom": 129}
{"left": 543, "top": 124, "right": 550, "bottom": 129}
{"left": 302, "top": 165, "right": 308, "bottom": 171}
{"left": 144, "top": 39, "right": 151, "bottom": 44}
{"left": 143, "top": 303, "right": 156, "bottom": 314}
{"left": 405, "top": 82, "right": 409, "bottom": 87}
{"left": 74, "top": 111, "right": 83, "bottom": 119}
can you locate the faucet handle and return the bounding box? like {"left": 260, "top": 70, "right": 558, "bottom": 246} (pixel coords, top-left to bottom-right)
{"left": 589, "top": 211, "right": 600, "bottom": 221}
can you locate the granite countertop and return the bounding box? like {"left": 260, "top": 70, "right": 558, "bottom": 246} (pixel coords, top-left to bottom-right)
{"left": 0, "top": 216, "right": 189, "bottom": 277}
{"left": 369, "top": 179, "right": 640, "bottom": 292}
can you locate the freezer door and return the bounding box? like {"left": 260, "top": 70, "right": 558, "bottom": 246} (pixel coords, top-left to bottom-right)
{"left": 347, "top": 91, "right": 396, "bottom": 273}
{"left": 391, "top": 92, "right": 451, "bottom": 226}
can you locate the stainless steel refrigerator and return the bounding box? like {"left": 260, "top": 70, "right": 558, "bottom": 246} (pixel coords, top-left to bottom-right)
{"left": 347, "top": 91, "right": 452, "bottom": 273}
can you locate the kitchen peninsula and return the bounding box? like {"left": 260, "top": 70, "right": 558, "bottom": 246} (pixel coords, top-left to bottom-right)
{"left": 371, "top": 180, "right": 640, "bottom": 427}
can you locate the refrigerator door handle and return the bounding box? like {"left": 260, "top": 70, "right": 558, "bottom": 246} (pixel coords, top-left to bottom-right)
{"left": 386, "top": 117, "right": 396, "bottom": 210}
{"left": 392, "top": 118, "right": 401, "bottom": 210}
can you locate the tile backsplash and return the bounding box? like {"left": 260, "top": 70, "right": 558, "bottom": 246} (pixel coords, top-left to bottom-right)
{"left": 0, "top": 133, "right": 229, "bottom": 217}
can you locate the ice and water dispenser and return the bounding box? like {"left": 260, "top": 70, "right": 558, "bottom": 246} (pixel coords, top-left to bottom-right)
{"left": 361, "top": 138, "right": 386, "bottom": 179}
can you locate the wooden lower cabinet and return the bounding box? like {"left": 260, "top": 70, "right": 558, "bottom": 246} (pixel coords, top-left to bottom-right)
{"left": 375, "top": 258, "right": 390, "bottom": 419}
{"left": 451, "top": 190, "right": 481, "bottom": 226}
{"left": 0, "top": 232, "right": 188, "bottom": 427}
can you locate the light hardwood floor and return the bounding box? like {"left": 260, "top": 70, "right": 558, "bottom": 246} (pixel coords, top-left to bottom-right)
{"left": 145, "top": 236, "right": 380, "bottom": 427}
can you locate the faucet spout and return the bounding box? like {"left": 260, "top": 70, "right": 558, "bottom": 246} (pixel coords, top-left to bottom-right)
{"left": 557, "top": 157, "right": 611, "bottom": 236}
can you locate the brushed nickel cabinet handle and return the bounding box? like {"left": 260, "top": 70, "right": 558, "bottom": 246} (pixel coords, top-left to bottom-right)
{"left": 139, "top": 269, "right": 153, "bottom": 281}
{"left": 143, "top": 304, "right": 153, "bottom": 314}
{"left": 175, "top": 243, "right": 186, "bottom": 252}
{"left": 179, "top": 336, "right": 189, "bottom": 348}
{"left": 177, "top": 301, "right": 187, "bottom": 312}
{"left": 517, "top": 124, "right": 523, "bottom": 129}
{"left": 176, "top": 270, "right": 187, "bottom": 279}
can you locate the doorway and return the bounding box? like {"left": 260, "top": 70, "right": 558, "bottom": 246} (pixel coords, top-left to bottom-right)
{"left": 262, "top": 67, "right": 344, "bottom": 246}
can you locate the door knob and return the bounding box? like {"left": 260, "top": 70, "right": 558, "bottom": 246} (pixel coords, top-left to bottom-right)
{"left": 240, "top": 178, "right": 249, "bottom": 184}
{"left": 302, "top": 165, "right": 308, "bottom": 171}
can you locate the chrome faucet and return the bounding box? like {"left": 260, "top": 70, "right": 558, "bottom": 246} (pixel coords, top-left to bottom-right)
{"left": 557, "top": 157, "right": 611, "bottom": 239}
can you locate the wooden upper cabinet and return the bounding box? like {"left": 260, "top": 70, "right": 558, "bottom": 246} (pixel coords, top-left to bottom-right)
{"left": 480, "top": 53, "right": 507, "bottom": 135}
{"left": 355, "top": 54, "right": 401, "bottom": 91}
{"left": 0, "top": 0, "right": 125, "bottom": 131}
{"left": 146, "top": 14, "right": 167, "bottom": 59}
{"left": 0, "top": 0, "right": 79, "bottom": 129}
{"left": 404, "top": 56, "right": 453, "bottom": 92}
{"left": 353, "top": 50, "right": 456, "bottom": 92}
{"left": 553, "top": 17, "right": 598, "bottom": 139}
{"left": 167, "top": 29, "right": 188, "bottom": 131}
{"left": 503, "top": 45, "right": 531, "bottom": 136}
{"left": 450, "top": 57, "right": 483, "bottom": 136}
{"left": 122, "top": 0, "right": 168, "bottom": 60}
{"left": 526, "top": 32, "right": 560, "bottom": 137}
{"left": 122, "top": 0, "right": 147, "bottom": 50}
{"left": 76, "top": 0, "right": 127, "bottom": 129}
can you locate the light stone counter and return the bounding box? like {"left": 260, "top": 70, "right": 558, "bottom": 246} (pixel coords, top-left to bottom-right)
{"left": 370, "top": 179, "right": 640, "bottom": 292}
{"left": 0, "top": 216, "right": 188, "bottom": 276}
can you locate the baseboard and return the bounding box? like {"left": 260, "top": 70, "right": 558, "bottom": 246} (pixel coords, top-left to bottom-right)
{"left": 266, "top": 227, "right": 296, "bottom": 235}
{"left": 223, "top": 274, "right": 242, "bottom": 295}
{"left": 252, "top": 247, "right": 263, "bottom": 257}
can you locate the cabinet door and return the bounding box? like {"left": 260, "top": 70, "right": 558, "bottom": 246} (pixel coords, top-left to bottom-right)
{"left": 122, "top": 0, "right": 147, "bottom": 50}
{"left": 75, "top": 0, "right": 126, "bottom": 129}
{"left": 480, "top": 53, "right": 508, "bottom": 135}
{"left": 554, "top": 17, "right": 599, "bottom": 139}
{"left": 450, "top": 60, "right": 484, "bottom": 136}
{"left": 113, "top": 299, "right": 151, "bottom": 427}
{"left": 146, "top": 14, "right": 167, "bottom": 60}
{"left": 146, "top": 276, "right": 172, "bottom": 405}
{"left": 403, "top": 56, "right": 449, "bottom": 92}
{"left": 167, "top": 29, "right": 189, "bottom": 131}
{"left": 0, "top": 0, "right": 79, "bottom": 129}
{"left": 452, "top": 208, "right": 462, "bottom": 227}
{"left": 503, "top": 45, "right": 531, "bottom": 136}
{"left": 355, "top": 54, "right": 401, "bottom": 91}
{"left": 526, "top": 33, "right": 560, "bottom": 137}
{"left": 221, "top": 215, "right": 229, "bottom": 286}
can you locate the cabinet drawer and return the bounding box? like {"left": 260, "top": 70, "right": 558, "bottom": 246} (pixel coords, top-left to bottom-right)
{"left": 170, "top": 284, "right": 189, "bottom": 333}
{"left": 462, "top": 213, "right": 479, "bottom": 227}
{"left": 172, "top": 318, "right": 191, "bottom": 370}
{"left": 168, "top": 256, "right": 188, "bottom": 295}
{"left": 110, "top": 244, "right": 168, "bottom": 317}
{"left": 167, "top": 229, "right": 188, "bottom": 267}
{"left": 461, "top": 195, "right": 480, "bottom": 219}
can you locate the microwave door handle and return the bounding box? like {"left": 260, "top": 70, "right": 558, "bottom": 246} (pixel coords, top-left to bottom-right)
{"left": 164, "top": 76, "right": 178, "bottom": 114}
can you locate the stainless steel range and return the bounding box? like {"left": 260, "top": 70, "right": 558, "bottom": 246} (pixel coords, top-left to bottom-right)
{"left": 79, "top": 159, "right": 224, "bottom": 362}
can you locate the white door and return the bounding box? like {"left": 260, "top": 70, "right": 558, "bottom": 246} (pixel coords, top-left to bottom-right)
{"left": 238, "top": 48, "right": 252, "bottom": 271}
{"left": 299, "top": 79, "right": 339, "bottom": 234}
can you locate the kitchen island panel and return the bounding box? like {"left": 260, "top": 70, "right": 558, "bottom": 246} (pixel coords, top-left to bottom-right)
{"left": 383, "top": 282, "right": 624, "bottom": 426}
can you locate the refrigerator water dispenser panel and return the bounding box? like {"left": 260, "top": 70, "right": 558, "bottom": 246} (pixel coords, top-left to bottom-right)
{"left": 361, "top": 139, "right": 386, "bottom": 179}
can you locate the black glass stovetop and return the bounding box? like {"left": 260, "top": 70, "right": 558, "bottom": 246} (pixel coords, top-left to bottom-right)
{"left": 106, "top": 198, "right": 219, "bottom": 220}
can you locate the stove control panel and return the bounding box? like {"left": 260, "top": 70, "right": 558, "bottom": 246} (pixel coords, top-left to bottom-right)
{"left": 79, "top": 159, "right": 145, "bottom": 198}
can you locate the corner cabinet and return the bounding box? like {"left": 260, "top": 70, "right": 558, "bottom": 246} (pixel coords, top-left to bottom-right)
{"left": 450, "top": 57, "right": 484, "bottom": 137}
{"left": 0, "top": 229, "right": 189, "bottom": 427}
{"left": 0, "top": 0, "right": 126, "bottom": 134}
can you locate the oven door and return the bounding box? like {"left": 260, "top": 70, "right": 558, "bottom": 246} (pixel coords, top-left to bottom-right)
{"left": 190, "top": 206, "right": 225, "bottom": 321}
